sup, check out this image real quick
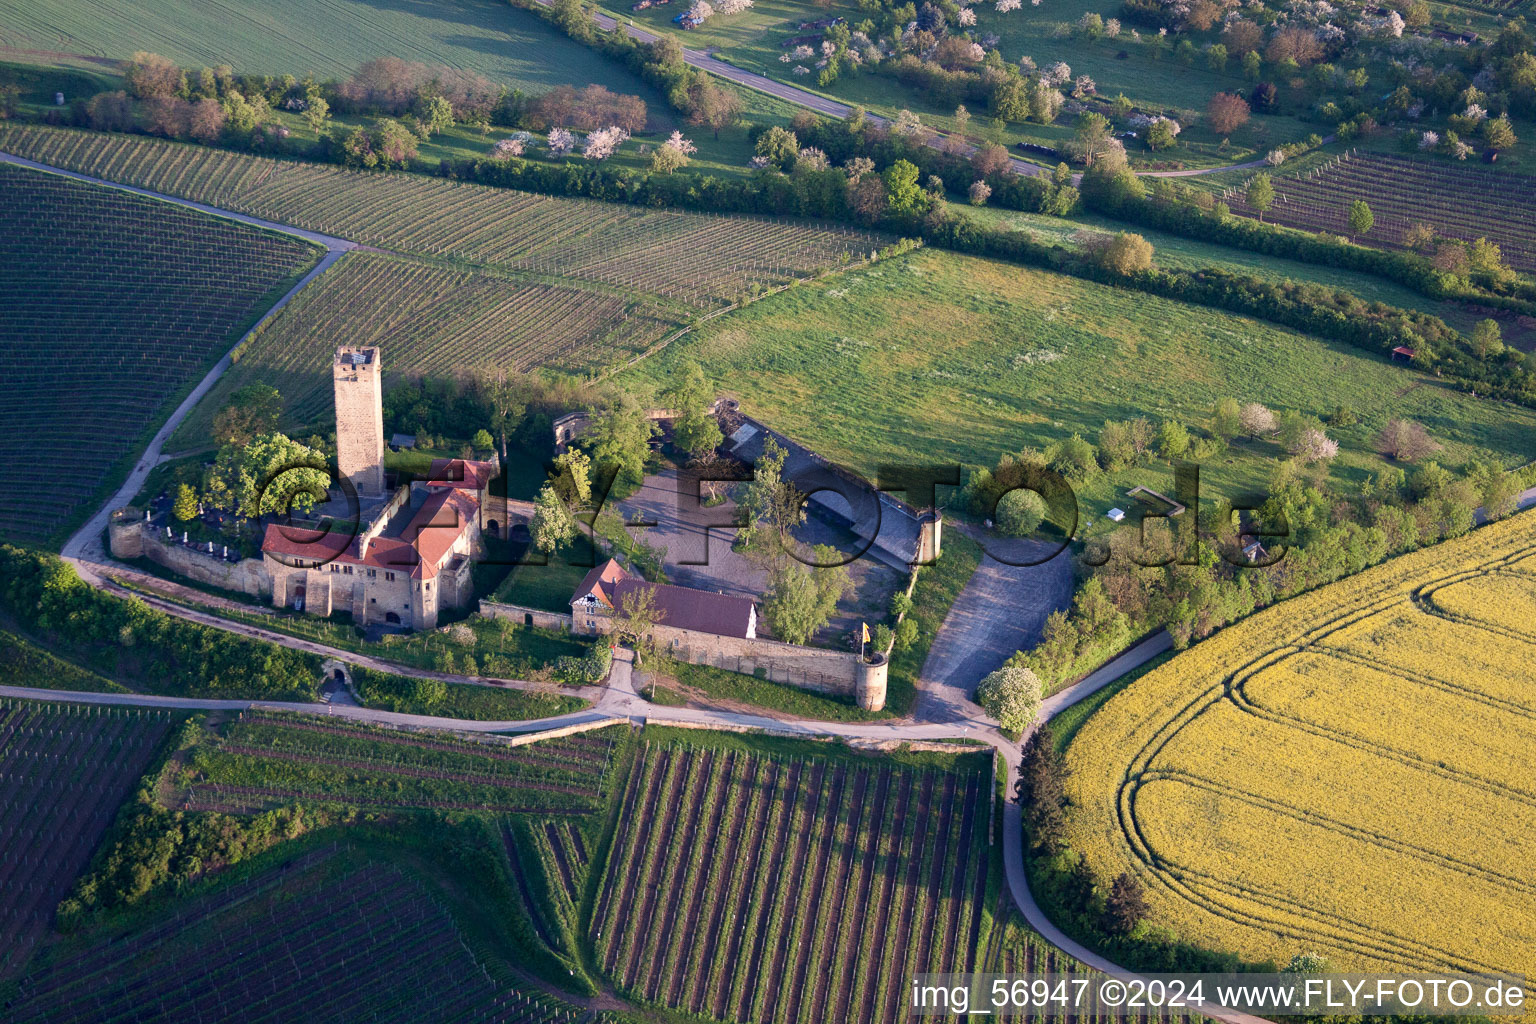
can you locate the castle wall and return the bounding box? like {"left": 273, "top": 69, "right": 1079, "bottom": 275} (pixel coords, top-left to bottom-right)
{"left": 128, "top": 525, "right": 270, "bottom": 597}
{"left": 479, "top": 600, "right": 576, "bottom": 631}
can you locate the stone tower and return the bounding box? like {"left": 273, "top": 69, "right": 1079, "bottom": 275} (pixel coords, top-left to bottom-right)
{"left": 333, "top": 346, "right": 384, "bottom": 496}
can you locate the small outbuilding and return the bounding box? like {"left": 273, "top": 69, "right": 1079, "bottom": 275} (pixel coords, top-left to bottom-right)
{"left": 1391, "top": 346, "right": 1417, "bottom": 362}
{"left": 1106, "top": 507, "right": 1126, "bottom": 522}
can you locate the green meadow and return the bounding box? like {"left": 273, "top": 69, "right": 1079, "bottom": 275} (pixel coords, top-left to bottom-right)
{"left": 620, "top": 246, "right": 1536, "bottom": 517}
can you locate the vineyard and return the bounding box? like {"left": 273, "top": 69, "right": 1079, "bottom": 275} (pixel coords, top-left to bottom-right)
{"left": 179, "top": 712, "right": 623, "bottom": 815}
{"left": 0, "top": 701, "right": 175, "bottom": 978}
{"left": 589, "top": 736, "right": 996, "bottom": 1024}
{"left": 0, "top": 127, "right": 884, "bottom": 311}
{"left": 1221, "top": 152, "right": 1536, "bottom": 271}
{"left": 179, "top": 251, "right": 676, "bottom": 438}
{"left": 0, "top": 161, "right": 318, "bottom": 546}
{"left": 1063, "top": 513, "right": 1536, "bottom": 980}
{"left": 6, "top": 844, "right": 609, "bottom": 1023}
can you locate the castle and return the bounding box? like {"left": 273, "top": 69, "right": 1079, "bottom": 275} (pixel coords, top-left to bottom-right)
{"left": 258, "top": 346, "right": 506, "bottom": 631}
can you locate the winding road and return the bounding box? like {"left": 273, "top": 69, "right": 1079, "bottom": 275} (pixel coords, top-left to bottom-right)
{"left": 7, "top": 147, "right": 1283, "bottom": 1023}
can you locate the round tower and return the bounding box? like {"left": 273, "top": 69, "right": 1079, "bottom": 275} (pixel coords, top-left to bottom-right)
{"left": 108, "top": 507, "right": 144, "bottom": 559}
{"left": 856, "top": 652, "right": 888, "bottom": 711}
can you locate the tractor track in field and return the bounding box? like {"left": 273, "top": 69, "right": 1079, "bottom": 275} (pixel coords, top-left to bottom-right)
{"left": 500, "top": 820, "right": 559, "bottom": 953}
{"left": 543, "top": 822, "right": 580, "bottom": 904}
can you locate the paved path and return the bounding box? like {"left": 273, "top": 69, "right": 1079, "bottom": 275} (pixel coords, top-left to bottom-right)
{"left": 916, "top": 538, "right": 1075, "bottom": 724}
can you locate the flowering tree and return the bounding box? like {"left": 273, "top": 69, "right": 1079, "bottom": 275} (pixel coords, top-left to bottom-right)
{"left": 1291, "top": 427, "right": 1339, "bottom": 463}
{"left": 975, "top": 663, "right": 1042, "bottom": 734}
{"left": 958, "top": 7, "right": 977, "bottom": 25}
{"left": 1418, "top": 130, "right": 1439, "bottom": 150}
{"left": 893, "top": 108, "right": 923, "bottom": 135}
{"left": 1239, "top": 402, "right": 1277, "bottom": 438}
{"left": 650, "top": 130, "right": 697, "bottom": 173}
{"left": 491, "top": 136, "right": 525, "bottom": 159}
{"left": 547, "top": 127, "right": 575, "bottom": 156}
{"left": 794, "top": 146, "right": 830, "bottom": 171}
{"left": 687, "top": 0, "right": 714, "bottom": 20}
{"left": 1040, "top": 61, "right": 1071, "bottom": 86}
{"left": 996, "top": 0, "right": 1022, "bottom": 12}
{"left": 969, "top": 179, "right": 993, "bottom": 205}
{"left": 582, "top": 125, "right": 631, "bottom": 160}
{"left": 715, "top": 0, "right": 753, "bottom": 12}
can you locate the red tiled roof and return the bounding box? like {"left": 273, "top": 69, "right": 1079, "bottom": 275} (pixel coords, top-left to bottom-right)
{"left": 425, "top": 458, "right": 498, "bottom": 492}
{"left": 261, "top": 488, "right": 478, "bottom": 580}
{"left": 571, "top": 558, "right": 630, "bottom": 609}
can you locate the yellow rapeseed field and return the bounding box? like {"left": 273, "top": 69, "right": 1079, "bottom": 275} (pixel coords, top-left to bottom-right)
{"left": 1064, "top": 513, "right": 1536, "bottom": 978}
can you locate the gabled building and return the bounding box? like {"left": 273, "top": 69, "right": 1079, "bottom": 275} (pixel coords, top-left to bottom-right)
{"left": 570, "top": 558, "right": 757, "bottom": 640}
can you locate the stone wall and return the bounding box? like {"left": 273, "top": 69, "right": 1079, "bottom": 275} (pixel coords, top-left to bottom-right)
{"left": 651, "top": 624, "right": 860, "bottom": 695}
{"left": 479, "top": 600, "right": 576, "bottom": 632}
{"left": 132, "top": 527, "right": 270, "bottom": 597}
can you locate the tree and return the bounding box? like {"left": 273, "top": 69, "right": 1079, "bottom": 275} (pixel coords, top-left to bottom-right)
{"left": 1483, "top": 116, "right": 1517, "bottom": 151}
{"left": 1206, "top": 92, "right": 1250, "bottom": 135}
{"left": 205, "top": 434, "right": 329, "bottom": 519}
{"left": 1246, "top": 172, "right": 1275, "bottom": 222}
{"left": 738, "top": 436, "right": 804, "bottom": 552}
{"left": 614, "top": 585, "right": 660, "bottom": 654}
{"left": 551, "top": 448, "right": 592, "bottom": 507}
{"left": 1146, "top": 119, "right": 1178, "bottom": 151}
{"left": 1377, "top": 418, "right": 1441, "bottom": 461}
{"left": 883, "top": 160, "right": 926, "bottom": 217}
{"left": 1071, "top": 112, "right": 1114, "bottom": 166}
{"left": 477, "top": 369, "right": 526, "bottom": 460}
{"left": 762, "top": 548, "right": 851, "bottom": 644}
{"left": 686, "top": 77, "right": 745, "bottom": 139}
{"left": 86, "top": 91, "right": 134, "bottom": 132}
{"left": 470, "top": 428, "right": 495, "bottom": 452}
{"left": 582, "top": 125, "right": 631, "bottom": 160}
{"left": 1206, "top": 43, "right": 1228, "bottom": 74}
{"left": 975, "top": 663, "right": 1042, "bottom": 734}
{"left": 301, "top": 86, "right": 330, "bottom": 133}
{"left": 1290, "top": 427, "right": 1339, "bottom": 463}
{"left": 996, "top": 489, "right": 1047, "bottom": 536}
{"left": 971, "top": 143, "right": 1011, "bottom": 178}
{"left": 650, "top": 129, "right": 696, "bottom": 173}
{"left": 582, "top": 397, "right": 657, "bottom": 486}
{"left": 172, "top": 483, "right": 199, "bottom": 522}
{"left": 1347, "top": 199, "right": 1374, "bottom": 241}
{"left": 1103, "top": 873, "right": 1149, "bottom": 935}
{"left": 1211, "top": 397, "right": 1242, "bottom": 440}
{"left": 212, "top": 383, "right": 282, "bottom": 447}
{"left": 416, "top": 94, "right": 454, "bottom": 137}
{"left": 754, "top": 125, "right": 799, "bottom": 168}
{"left": 968, "top": 180, "right": 992, "bottom": 206}
{"left": 1157, "top": 419, "right": 1190, "bottom": 460}
{"left": 1238, "top": 402, "right": 1277, "bottom": 438}
{"left": 1470, "top": 318, "right": 1504, "bottom": 359}
{"left": 125, "top": 52, "right": 185, "bottom": 99}
{"left": 1097, "top": 232, "right": 1153, "bottom": 275}
{"left": 188, "top": 98, "right": 225, "bottom": 142}
{"left": 530, "top": 484, "right": 578, "bottom": 553}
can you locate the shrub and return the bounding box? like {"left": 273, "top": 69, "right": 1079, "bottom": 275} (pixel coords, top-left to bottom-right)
{"left": 975, "top": 663, "right": 1043, "bottom": 733}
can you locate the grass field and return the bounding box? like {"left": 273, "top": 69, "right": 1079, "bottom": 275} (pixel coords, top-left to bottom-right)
{"left": 0, "top": 701, "right": 175, "bottom": 978}
{"left": 1061, "top": 512, "right": 1536, "bottom": 977}
{"left": 619, "top": 245, "right": 1536, "bottom": 516}
{"left": 0, "top": 0, "right": 657, "bottom": 97}
{"left": 0, "top": 161, "right": 318, "bottom": 547}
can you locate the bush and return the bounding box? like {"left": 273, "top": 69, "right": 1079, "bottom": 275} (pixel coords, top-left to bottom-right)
{"left": 996, "top": 488, "right": 1048, "bottom": 536}
{"left": 975, "top": 663, "right": 1043, "bottom": 733}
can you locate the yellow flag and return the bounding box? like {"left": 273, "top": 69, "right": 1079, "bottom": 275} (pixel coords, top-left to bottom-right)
{"left": 861, "top": 622, "right": 871, "bottom": 644}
